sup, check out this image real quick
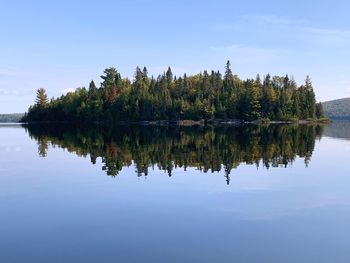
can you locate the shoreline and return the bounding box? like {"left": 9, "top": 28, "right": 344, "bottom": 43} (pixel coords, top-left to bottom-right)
{"left": 20, "top": 118, "right": 331, "bottom": 126}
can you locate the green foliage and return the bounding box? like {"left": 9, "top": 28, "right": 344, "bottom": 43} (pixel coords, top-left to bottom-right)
{"left": 315, "top": 102, "right": 324, "bottom": 119}
{"left": 23, "top": 62, "right": 324, "bottom": 123}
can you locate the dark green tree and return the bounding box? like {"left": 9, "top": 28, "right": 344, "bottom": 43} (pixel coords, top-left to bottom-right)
{"left": 315, "top": 102, "right": 324, "bottom": 119}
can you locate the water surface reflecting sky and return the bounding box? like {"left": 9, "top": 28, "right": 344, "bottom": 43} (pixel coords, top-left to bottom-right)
{"left": 0, "top": 122, "right": 349, "bottom": 263}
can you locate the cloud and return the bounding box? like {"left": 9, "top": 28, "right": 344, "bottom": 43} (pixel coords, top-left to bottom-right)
{"left": 302, "top": 26, "right": 350, "bottom": 37}
{"left": 0, "top": 66, "right": 30, "bottom": 77}
{"left": 61, "top": 88, "right": 75, "bottom": 94}
{"left": 0, "top": 68, "right": 16, "bottom": 77}
{"left": 241, "top": 15, "right": 306, "bottom": 27}
{"left": 346, "top": 87, "right": 350, "bottom": 93}
{"left": 210, "top": 44, "right": 277, "bottom": 58}
{"left": 215, "top": 15, "right": 350, "bottom": 47}
{"left": 0, "top": 89, "right": 21, "bottom": 96}
{"left": 212, "top": 15, "right": 306, "bottom": 31}
{"left": 210, "top": 23, "right": 243, "bottom": 31}
{"left": 241, "top": 15, "right": 350, "bottom": 36}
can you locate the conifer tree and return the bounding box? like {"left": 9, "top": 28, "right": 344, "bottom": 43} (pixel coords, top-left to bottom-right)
{"left": 35, "top": 88, "right": 48, "bottom": 108}
{"left": 315, "top": 102, "right": 324, "bottom": 119}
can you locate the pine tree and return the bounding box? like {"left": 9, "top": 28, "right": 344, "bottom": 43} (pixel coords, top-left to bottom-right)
{"left": 101, "top": 67, "right": 118, "bottom": 89}
{"left": 166, "top": 67, "right": 173, "bottom": 84}
{"left": 35, "top": 88, "right": 48, "bottom": 108}
{"left": 88, "top": 80, "right": 97, "bottom": 98}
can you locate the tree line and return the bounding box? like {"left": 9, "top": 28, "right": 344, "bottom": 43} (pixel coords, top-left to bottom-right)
{"left": 26, "top": 124, "right": 324, "bottom": 184}
{"left": 22, "top": 61, "right": 325, "bottom": 122}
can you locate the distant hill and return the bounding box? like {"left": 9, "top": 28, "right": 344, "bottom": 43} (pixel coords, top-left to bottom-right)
{"left": 0, "top": 113, "right": 24, "bottom": 123}
{"left": 322, "top": 98, "right": 350, "bottom": 119}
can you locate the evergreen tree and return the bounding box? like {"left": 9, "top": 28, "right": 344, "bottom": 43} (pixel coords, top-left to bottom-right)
{"left": 166, "top": 67, "right": 173, "bottom": 84}
{"left": 88, "top": 80, "right": 97, "bottom": 96}
{"left": 224, "top": 60, "right": 233, "bottom": 80}
{"left": 35, "top": 88, "right": 49, "bottom": 108}
{"left": 305, "top": 76, "right": 316, "bottom": 118}
{"left": 101, "top": 67, "right": 119, "bottom": 89}
{"left": 315, "top": 102, "right": 324, "bottom": 118}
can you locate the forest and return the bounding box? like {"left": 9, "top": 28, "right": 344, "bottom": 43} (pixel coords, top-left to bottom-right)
{"left": 22, "top": 61, "right": 325, "bottom": 123}
{"left": 26, "top": 124, "right": 324, "bottom": 184}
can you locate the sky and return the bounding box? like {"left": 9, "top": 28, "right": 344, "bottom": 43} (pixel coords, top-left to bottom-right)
{"left": 1, "top": 0, "right": 350, "bottom": 113}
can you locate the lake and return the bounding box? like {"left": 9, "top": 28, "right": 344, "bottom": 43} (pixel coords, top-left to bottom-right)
{"left": 1, "top": 122, "right": 350, "bottom": 263}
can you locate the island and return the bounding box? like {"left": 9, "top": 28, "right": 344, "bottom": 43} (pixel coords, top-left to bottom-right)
{"left": 22, "top": 61, "right": 327, "bottom": 124}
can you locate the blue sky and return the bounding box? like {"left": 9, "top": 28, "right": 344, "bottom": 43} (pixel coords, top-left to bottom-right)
{"left": 1, "top": 0, "right": 350, "bottom": 113}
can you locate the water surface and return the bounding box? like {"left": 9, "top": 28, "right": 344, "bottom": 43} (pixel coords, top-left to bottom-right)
{"left": 0, "top": 123, "right": 350, "bottom": 262}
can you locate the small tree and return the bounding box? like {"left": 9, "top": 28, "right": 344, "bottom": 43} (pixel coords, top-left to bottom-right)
{"left": 35, "top": 88, "right": 48, "bottom": 108}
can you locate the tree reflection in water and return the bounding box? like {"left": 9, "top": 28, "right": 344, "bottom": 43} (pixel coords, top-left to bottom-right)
{"left": 25, "top": 124, "right": 325, "bottom": 184}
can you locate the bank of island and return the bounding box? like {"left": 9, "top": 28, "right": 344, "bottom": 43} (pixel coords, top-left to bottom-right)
{"left": 22, "top": 61, "right": 328, "bottom": 124}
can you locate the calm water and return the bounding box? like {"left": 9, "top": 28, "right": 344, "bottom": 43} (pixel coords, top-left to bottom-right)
{"left": 1, "top": 122, "right": 350, "bottom": 263}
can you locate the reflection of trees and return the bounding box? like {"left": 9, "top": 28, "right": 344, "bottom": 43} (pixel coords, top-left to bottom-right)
{"left": 24, "top": 124, "right": 325, "bottom": 184}
{"left": 37, "top": 137, "right": 49, "bottom": 157}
